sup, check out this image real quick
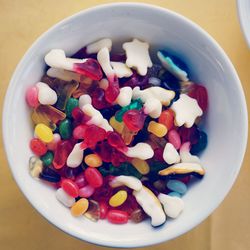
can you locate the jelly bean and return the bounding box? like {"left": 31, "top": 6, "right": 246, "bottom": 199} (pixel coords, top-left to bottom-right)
{"left": 148, "top": 121, "right": 167, "bottom": 137}
{"left": 73, "top": 124, "right": 87, "bottom": 139}
{"left": 109, "top": 190, "right": 128, "bottom": 207}
{"left": 75, "top": 173, "right": 86, "bottom": 188}
{"left": 166, "top": 180, "right": 187, "bottom": 195}
{"left": 107, "top": 210, "right": 129, "bottom": 224}
{"left": 84, "top": 154, "right": 102, "bottom": 168}
{"left": 53, "top": 140, "right": 73, "bottom": 169}
{"left": 123, "top": 110, "right": 146, "bottom": 132}
{"left": 130, "top": 208, "right": 147, "bottom": 223}
{"left": 190, "top": 131, "right": 208, "bottom": 154}
{"left": 168, "top": 191, "right": 182, "bottom": 198}
{"left": 36, "top": 82, "right": 58, "bottom": 105}
{"left": 188, "top": 84, "right": 208, "bottom": 112}
{"left": 59, "top": 119, "right": 72, "bottom": 140}
{"left": 67, "top": 143, "right": 84, "bottom": 168}
{"left": 25, "top": 86, "right": 39, "bottom": 108}
{"left": 99, "top": 201, "right": 109, "bottom": 219}
{"left": 56, "top": 188, "right": 75, "bottom": 207}
{"left": 149, "top": 134, "right": 167, "bottom": 148}
{"left": 61, "top": 179, "right": 79, "bottom": 198}
{"left": 84, "top": 200, "right": 101, "bottom": 222}
{"left": 167, "top": 129, "right": 181, "bottom": 150}
{"left": 84, "top": 168, "right": 103, "bottom": 188}
{"left": 29, "top": 156, "right": 43, "bottom": 178}
{"left": 131, "top": 158, "right": 150, "bottom": 175}
{"left": 178, "top": 125, "right": 200, "bottom": 145}
{"left": 163, "top": 143, "right": 180, "bottom": 164}
{"left": 79, "top": 185, "right": 95, "bottom": 198}
{"left": 35, "top": 123, "right": 53, "bottom": 143}
{"left": 65, "top": 98, "right": 79, "bottom": 118}
{"left": 47, "top": 133, "right": 61, "bottom": 151}
{"left": 30, "top": 138, "right": 47, "bottom": 156}
{"left": 40, "top": 151, "right": 54, "bottom": 166}
{"left": 158, "top": 109, "right": 175, "bottom": 130}
{"left": 39, "top": 167, "right": 61, "bottom": 183}
{"left": 153, "top": 148, "right": 164, "bottom": 162}
{"left": 71, "top": 198, "right": 89, "bottom": 216}
{"left": 109, "top": 116, "right": 124, "bottom": 134}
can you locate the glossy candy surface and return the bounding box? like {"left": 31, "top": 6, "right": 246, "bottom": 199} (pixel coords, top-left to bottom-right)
{"left": 84, "top": 168, "right": 103, "bottom": 188}
{"left": 107, "top": 210, "right": 129, "bottom": 224}
{"left": 35, "top": 123, "right": 53, "bottom": 143}
{"left": 61, "top": 179, "right": 79, "bottom": 198}
{"left": 30, "top": 138, "right": 47, "bottom": 156}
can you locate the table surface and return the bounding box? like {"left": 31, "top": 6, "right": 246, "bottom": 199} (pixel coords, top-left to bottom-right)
{"left": 0, "top": 0, "right": 249, "bottom": 249}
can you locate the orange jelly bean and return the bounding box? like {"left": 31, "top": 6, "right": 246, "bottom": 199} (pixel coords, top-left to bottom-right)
{"left": 71, "top": 198, "right": 89, "bottom": 217}
{"left": 158, "top": 109, "right": 175, "bottom": 130}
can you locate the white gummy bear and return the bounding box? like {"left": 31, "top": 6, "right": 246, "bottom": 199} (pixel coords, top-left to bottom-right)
{"left": 123, "top": 39, "right": 153, "bottom": 76}
{"left": 133, "top": 186, "right": 166, "bottom": 227}
{"left": 179, "top": 142, "right": 201, "bottom": 163}
{"left": 163, "top": 143, "right": 181, "bottom": 164}
{"left": 67, "top": 143, "right": 84, "bottom": 168}
{"left": 158, "top": 193, "right": 184, "bottom": 219}
{"left": 47, "top": 68, "right": 81, "bottom": 82}
{"left": 86, "top": 38, "right": 112, "bottom": 54}
{"left": 171, "top": 94, "right": 203, "bottom": 128}
{"left": 109, "top": 175, "right": 142, "bottom": 191}
{"left": 124, "top": 143, "right": 154, "bottom": 160}
{"left": 110, "top": 61, "right": 133, "bottom": 78}
{"left": 36, "top": 82, "right": 57, "bottom": 105}
{"left": 97, "top": 47, "right": 115, "bottom": 78}
{"left": 115, "top": 87, "right": 133, "bottom": 107}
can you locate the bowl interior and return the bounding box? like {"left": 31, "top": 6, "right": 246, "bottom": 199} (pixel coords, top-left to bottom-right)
{"left": 3, "top": 3, "right": 248, "bottom": 248}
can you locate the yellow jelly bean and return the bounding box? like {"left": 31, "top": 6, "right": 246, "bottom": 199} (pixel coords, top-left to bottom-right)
{"left": 84, "top": 154, "right": 102, "bottom": 167}
{"left": 109, "top": 116, "right": 124, "bottom": 134}
{"left": 147, "top": 121, "right": 167, "bottom": 138}
{"left": 131, "top": 158, "right": 150, "bottom": 175}
{"left": 35, "top": 123, "right": 53, "bottom": 143}
{"left": 109, "top": 190, "right": 128, "bottom": 207}
{"left": 71, "top": 198, "right": 89, "bottom": 217}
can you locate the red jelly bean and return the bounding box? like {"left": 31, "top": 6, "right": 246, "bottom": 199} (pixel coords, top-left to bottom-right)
{"left": 73, "top": 58, "right": 103, "bottom": 80}
{"left": 158, "top": 109, "right": 174, "bottom": 130}
{"left": 30, "top": 138, "right": 47, "bottom": 156}
{"left": 107, "top": 132, "right": 127, "bottom": 151}
{"left": 61, "top": 179, "right": 79, "bottom": 198}
{"left": 188, "top": 84, "right": 208, "bottom": 112}
{"left": 75, "top": 173, "right": 87, "bottom": 188}
{"left": 84, "top": 167, "right": 103, "bottom": 188}
{"left": 167, "top": 129, "right": 181, "bottom": 149}
{"left": 123, "top": 109, "right": 146, "bottom": 132}
{"left": 53, "top": 140, "right": 73, "bottom": 169}
{"left": 105, "top": 75, "right": 120, "bottom": 103}
{"left": 107, "top": 210, "right": 129, "bottom": 224}
{"left": 79, "top": 185, "right": 95, "bottom": 198}
{"left": 91, "top": 87, "right": 111, "bottom": 109}
{"left": 73, "top": 124, "right": 87, "bottom": 139}
{"left": 99, "top": 201, "right": 109, "bottom": 219}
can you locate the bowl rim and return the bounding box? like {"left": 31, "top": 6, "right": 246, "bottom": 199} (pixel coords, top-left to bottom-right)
{"left": 2, "top": 2, "right": 248, "bottom": 248}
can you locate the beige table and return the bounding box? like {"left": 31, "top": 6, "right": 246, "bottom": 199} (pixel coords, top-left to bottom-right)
{"left": 0, "top": 0, "right": 249, "bottom": 249}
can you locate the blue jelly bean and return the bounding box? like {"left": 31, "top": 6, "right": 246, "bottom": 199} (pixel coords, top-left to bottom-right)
{"left": 166, "top": 180, "right": 187, "bottom": 194}
{"left": 168, "top": 192, "right": 182, "bottom": 198}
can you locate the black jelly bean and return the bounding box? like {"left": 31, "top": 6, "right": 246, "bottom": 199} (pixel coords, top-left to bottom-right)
{"left": 39, "top": 167, "right": 61, "bottom": 183}
{"left": 190, "top": 131, "right": 208, "bottom": 154}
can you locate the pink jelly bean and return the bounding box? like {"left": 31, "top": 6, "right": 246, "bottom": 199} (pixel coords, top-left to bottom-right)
{"left": 47, "top": 133, "right": 61, "bottom": 151}
{"left": 79, "top": 185, "right": 95, "bottom": 198}
{"left": 25, "top": 86, "right": 39, "bottom": 108}
{"left": 167, "top": 129, "right": 181, "bottom": 149}
{"left": 75, "top": 173, "right": 87, "bottom": 188}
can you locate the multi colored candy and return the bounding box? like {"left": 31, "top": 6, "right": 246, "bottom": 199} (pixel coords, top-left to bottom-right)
{"left": 26, "top": 38, "right": 208, "bottom": 227}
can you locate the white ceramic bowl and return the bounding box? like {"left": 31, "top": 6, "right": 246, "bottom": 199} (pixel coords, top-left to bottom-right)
{"left": 3, "top": 3, "right": 248, "bottom": 248}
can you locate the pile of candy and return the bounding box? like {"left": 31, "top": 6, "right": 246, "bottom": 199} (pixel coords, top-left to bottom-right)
{"left": 26, "top": 38, "right": 208, "bottom": 227}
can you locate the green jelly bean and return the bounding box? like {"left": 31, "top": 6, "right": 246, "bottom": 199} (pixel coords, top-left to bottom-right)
{"left": 65, "top": 98, "right": 79, "bottom": 118}
{"left": 115, "top": 99, "right": 143, "bottom": 122}
{"left": 59, "top": 119, "right": 72, "bottom": 139}
{"left": 40, "top": 151, "right": 54, "bottom": 166}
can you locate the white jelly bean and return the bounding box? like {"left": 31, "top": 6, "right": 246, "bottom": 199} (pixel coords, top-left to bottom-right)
{"left": 133, "top": 186, "right": 166, "bottom": 227}
{"left": 115, "top": 87, "right": 133, "bottom": 107}
{"left": 110, "top": 61, "right": 133, "bottom": 78}
{"left": 97, "top": 47, "right": 114, "bottom": 78}
{"left": 86, "top": 38, "right": 112, "bottom": 54}
{"left": 109, "top": 175, "right": 142, "bottom": 191}
{"left": 36, "top": 82, "right": 57, "bottom": 105}
{"left": 158, "top": 193, "right": 184, "bottom": 219}
{"left": 67, "top": 143, "right": 84, "bottom": 168}
{"left": 163, "top": 143, "right": 180, "bottom": 164}
{"left": 171, "top": 94, "right": 203, "bottom": 128}
{"left": 124, "top": 143, "right": 154, "bottom": 160}
{"left": 180, "top": 142, "right": 201, "bottom": 163}
{"left": 79, "top": 94, "right": 92, "bottom": 108}
{"left": 47, "top": 68, "right": 81, "bottom": 82}
{"left": 56, "top": 188, "right": 75, "bottom": 207}
{"left": 123, "top": 39, "right": 152, "bottom": 76}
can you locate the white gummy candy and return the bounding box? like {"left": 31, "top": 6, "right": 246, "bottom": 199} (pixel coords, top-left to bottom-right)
{"left": 123, "top": 38, "right": 152, "bottom": 76}
{"left": 98, "top": 78, "right": 109, "bottom": 90}
{"left": 47, "top": 68, "right": 81, "bottom": 82}
{"left": 144, "top": 98, "right": 162, "bottom": 118}
{"left": 115, "top": 87, "right": 133, "bottom": 107}
{"left": 179, "top": 142, "right": 201, "bottom": 163}
{"left": 109, "top": 175, "right": 142, "bottom": 191}
{"left": 163, "top": 143, "right": 180, "bottom": 164}
{"left": 97, "top": 47, "right": 115, "bottom": 78}
{"left": 124, "top": 143, "right": 154, "bottom": 160}
{"left": 36, "top": 82, "right": 57, "bottom": 105}
{"left": 171, "top": 94, "right": 203, "bottom": 128}
{"left": 79, "top": 94, "right": 92, "bottom": 109}
{"left": 67, "top": 143, "right": 84, "bottom": 168}
{"left": 56, "top": 188, "right": 75, "bottom": 207}
{"left": 133, "top": 186, "right": 166, "bottom": 227}
{"left": 158, "top": 193, "right": 184, "bottom": 219}
{"left": 110, "top": 61, "right": 133, "bottom": 78}
{"left": 86, "top": 38, "right": 112, "bottom": 54}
